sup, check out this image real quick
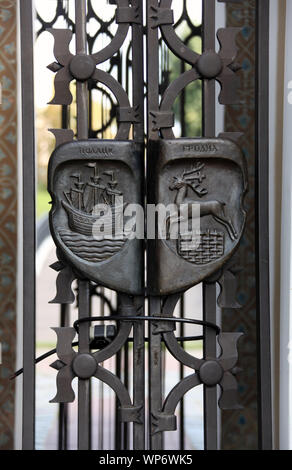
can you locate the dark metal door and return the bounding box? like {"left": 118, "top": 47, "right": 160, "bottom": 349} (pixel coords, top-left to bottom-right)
{"left": 18, "top": 0, "right": 272, "bottom": 450}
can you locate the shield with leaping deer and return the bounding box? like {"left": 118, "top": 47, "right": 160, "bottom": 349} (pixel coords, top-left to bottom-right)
{"left": 147, "top": 138, "right": 248, "bottom": 295}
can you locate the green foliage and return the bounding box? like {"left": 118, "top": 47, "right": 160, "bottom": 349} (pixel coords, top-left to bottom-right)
{"left": 37, "top": 185, "right": 50, "bottom": 219}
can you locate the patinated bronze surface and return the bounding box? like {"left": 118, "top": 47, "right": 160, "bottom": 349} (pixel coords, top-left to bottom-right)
{"left": 148, "top": 138, "right": 248, "bottom": 295}
{"left": 15, "top": 0, "right": 272, "bottom": 452}
{"left": 48, "top": 139, "right": 143, "bottom": 295}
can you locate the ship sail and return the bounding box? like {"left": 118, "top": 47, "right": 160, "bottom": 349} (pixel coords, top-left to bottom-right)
{"left": 103, "top": 170, "right": 122, "bottom": 206}
{"left": 59, "top": 164, "right": 133, "bottom": 264}
{"left": 83, "top": 163, "right": 109, "bottom": 212}
{"left": 67, "top": 174, "right": 85, "bottom": 211}
{"left": 62, "top": 164, "right": 127, "bottom": 239}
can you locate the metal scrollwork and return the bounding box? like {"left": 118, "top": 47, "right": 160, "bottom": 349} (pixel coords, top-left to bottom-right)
{"left": 50, "top": 296, "right": 142, "bottom": 423}
{"left": 36, "top": 0, "right": 248, "bottom": 449}
{"left": 150, "top": 316, "right": 243, "bottom": 434}
{"left": 149, "top": 0, "right": 242, "bottom": 138}
{"left": 47, "top": 0, "right": 141, "bottom": 140}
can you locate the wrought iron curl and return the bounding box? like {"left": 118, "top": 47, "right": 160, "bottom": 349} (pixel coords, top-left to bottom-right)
{"left": 148, "top": 0, "right": 242, "bottom": 136}
{"left": 46, "top": 0, "right": 141, "bottom": 139}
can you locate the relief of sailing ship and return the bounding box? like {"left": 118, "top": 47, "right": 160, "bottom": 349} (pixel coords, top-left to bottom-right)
{"left": 59, "top": 163, "right": 129, "bottom": 263}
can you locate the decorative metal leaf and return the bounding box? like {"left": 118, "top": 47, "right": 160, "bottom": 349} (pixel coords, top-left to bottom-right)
{"left": 219, "top": 371, "right": 242, "bottom": 410}
{"left": 50, "top": 365, "right": 76, "bottom": 404}
{"left": 49, "top": 128, "right": 74, "bottom": 148}
{"left": 47, "top": 28, "right": 74, "bottom": 66}
{"left": 51, "top": 327, "right": 77, "bottom": 364}
{"left": 49, "top": 265, "right": 76, "bottom": 304}
{"left": 48, "top": 67, "right": 73, "bottom": 105}
{"left": 217, "top": 27, "right": 242, "bottom": 65}
{"left": 217, "top": 68, "right": 241, "bottom": 105}
{"left": 218, "top": 332, "right": 243, "bottom": 371}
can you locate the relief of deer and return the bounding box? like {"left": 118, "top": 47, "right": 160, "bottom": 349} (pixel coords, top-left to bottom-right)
{"left": 166, "top": 163, "right": 238, "bottom": 241}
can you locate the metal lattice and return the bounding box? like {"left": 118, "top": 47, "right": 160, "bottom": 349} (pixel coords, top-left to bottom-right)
{"left": 16, "top": 0, "right": 272, "bottom": 452}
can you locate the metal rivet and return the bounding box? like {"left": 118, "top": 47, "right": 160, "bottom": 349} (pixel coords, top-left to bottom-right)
{"left": 69, "top": 54, "right": 96, "bottom": 81}
{"left": 196, "top": 51, "right": 223, "bottom": 79}
{"left": 72, "top": 353, "right": 97, "bottom": 379}
{"left": 199, "top": 360, "right": 223, "bottom": 386}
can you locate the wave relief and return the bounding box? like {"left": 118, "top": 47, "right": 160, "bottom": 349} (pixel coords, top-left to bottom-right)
{"left": 59, "top": 229, "right": 126, "bottom": 263}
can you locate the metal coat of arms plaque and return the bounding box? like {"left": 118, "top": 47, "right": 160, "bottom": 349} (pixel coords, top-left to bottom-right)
{"left": 48, "top": 140, "right": 143, "bottom": 295}
{"left": 147, "top": 138, "right": 248, "bottom": 295}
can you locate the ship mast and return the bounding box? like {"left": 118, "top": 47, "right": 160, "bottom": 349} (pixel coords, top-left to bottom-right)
{"left": 87, "top": 162, "right": 99, "bottom": 207}
{"left": 104, "top": 170, "right": 122, "bottom": 205}
{"left": 70, "top": 174, "right": 84, "bottom": 211}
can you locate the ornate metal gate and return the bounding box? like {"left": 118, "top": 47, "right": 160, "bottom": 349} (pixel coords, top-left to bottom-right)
{"left": 17, "top": 0, "right": 271, "bottom": 450}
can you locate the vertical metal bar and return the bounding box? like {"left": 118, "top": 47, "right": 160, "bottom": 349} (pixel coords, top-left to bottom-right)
{"left": 20, "top": 0, "right": 36, "bottom": 450}
{"left": 203, "top": 283, "right": 218, "bottom": 450}
{"left": 255, "top": 0, "right": 272, "bottom": 450}
{"left": 123, "top": 342, "right": 129, "bottom": 450}
{"left": 115, "top": 349, "right": 122, "bottom": 449}
{"left": 179, "top": 296, "right": 185, "bottom": 450}
{"left": 58, "top": 403, "right": 67, "bottom": 450}
{"left": 132, "top": 0, "right": 145, "bottom": 450}
{"left": 133, "top": 299, "right": 145, "bottom": 449}
{"left": 58, "top": 304, "right": 69, "bottom": 450}
{"left": 75, "top": 0, "right": 88, "bottom": 140}
{"left": 98, "top": 287, "right": 105, "bottom": 450}
{"left": 147, "top": 0, "right": 163, "bottom": 450}
{"left": 180, "top": 62, "right": 186, "bottom": 138}
{"left": 202, "top": 0, "right": 216, "bottom": 138}
{"left": 114, "top": 294, "right": 123, "bottom": 449}
{"left": 77, "top": 280, "right": 91, "bottom": 449}
{"left": 147, "top": 0, "right": 160, "bottom": 141}
{"left": 58, "top": 101, "right": 70, "bottom": 451}
{"left": 148, "top": 297, "right": 163, "bottom": 450}
{"left": 75, "top": 0, "right": 91, "bottom": 450}
{"left": 61, "top": 105, "right": 69, "bottom": 131}
{"left": 132, "top": 0, "right": 145, "bottom": 144}
{"left": 202, "top": 0, "right": 217, "bottom": 451}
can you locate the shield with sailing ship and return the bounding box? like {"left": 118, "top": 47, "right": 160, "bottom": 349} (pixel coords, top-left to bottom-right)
{"left": 48, "top": 140, "right": 143, "bottom": 295}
